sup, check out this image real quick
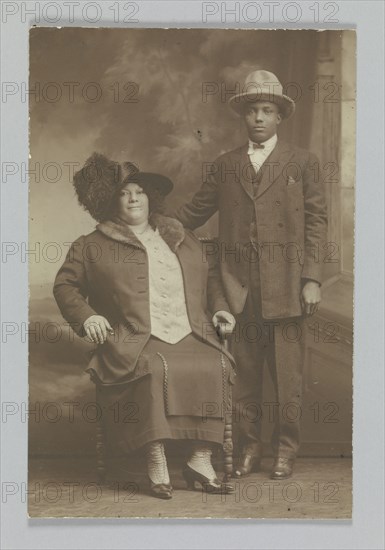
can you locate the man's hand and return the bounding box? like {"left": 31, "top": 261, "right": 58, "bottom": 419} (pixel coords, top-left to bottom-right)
{"left": 212, "top": 310, "right": 236, "bottom": 338}
{"left": 83, "top": 315, "right": 114, "bottom": 344}
{"left": 300, "top": 281, "right": 321, "bottom": 316}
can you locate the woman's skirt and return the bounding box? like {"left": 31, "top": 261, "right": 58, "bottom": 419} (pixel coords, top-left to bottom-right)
{"left": 96, "top": 333, "right": 234, "bottom": 453}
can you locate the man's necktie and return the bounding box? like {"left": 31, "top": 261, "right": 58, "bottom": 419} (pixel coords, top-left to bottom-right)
{"left": 252, "top": 142, "right": 265, "bottom": 150}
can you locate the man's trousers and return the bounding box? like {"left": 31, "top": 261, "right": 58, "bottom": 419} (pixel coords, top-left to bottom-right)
{"left": 231, "top": 259, "right": 304, "bottom": 459}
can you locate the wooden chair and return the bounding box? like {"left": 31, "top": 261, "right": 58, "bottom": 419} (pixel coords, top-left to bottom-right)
{"left": 94, "top": 334, "right": 234, "bottom": 484}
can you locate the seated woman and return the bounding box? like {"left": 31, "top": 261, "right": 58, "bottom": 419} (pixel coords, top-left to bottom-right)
{"left": 53, "top": 153, "right": 236, "bottom": 499}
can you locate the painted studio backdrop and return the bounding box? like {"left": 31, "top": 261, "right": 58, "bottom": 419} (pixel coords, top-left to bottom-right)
{"left": 29, "top": 28, "right": 355, "bottom": 457}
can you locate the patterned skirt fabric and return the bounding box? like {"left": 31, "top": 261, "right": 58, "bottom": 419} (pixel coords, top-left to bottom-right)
{"left": 96, "top": 333, "right": 233, "bottom": 453}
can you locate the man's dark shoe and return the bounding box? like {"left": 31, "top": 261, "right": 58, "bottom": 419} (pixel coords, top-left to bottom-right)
{"left": 270, "top": 457, "right": 294, "bottom": 479}
{"left": 234, "top": 444, "right": 261, "bottom": 478}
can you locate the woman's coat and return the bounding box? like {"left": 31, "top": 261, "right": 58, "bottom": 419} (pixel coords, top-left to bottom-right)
{"left": 53, "top": 215, "right": 234, "bottom": 385}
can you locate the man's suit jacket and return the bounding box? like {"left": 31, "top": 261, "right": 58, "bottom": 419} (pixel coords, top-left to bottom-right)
{"left": 176, "top": 140, "right": 328, "bottom": 319}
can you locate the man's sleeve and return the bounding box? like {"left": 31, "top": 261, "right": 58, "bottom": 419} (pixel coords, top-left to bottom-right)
{"left": 301, "top": 152, "right": 328, "bottom": 284}
{"left": 174, "top": 164, "right": 220, "bottom": 230}
{"left": 205, "top": 239, "right": 232, "bottom": 315}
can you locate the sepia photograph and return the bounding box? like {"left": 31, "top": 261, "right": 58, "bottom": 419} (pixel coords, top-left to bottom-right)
{"left": 27, "top": 27, "right": 355, "bottom": 519}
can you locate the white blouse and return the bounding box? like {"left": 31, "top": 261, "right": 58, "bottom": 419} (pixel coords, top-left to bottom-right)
{"left": 135, "top": 226, "right": 192, "bottom": 344}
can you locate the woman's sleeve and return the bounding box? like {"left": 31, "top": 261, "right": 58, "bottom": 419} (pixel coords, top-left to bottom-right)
{"left": 53, "top": 235, "right": 98, "bottom": 337}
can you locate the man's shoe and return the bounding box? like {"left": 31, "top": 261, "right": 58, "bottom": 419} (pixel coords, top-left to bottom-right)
{"left": 270, "top": 457, "right": 294, "bottom": 480}
{"left": 234, "top": 445, "right": 261, "bottom": 478}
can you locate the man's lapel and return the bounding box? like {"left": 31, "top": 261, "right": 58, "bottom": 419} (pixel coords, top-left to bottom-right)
{"left": 254, "top": 140, "right": 294, "bottom": 199}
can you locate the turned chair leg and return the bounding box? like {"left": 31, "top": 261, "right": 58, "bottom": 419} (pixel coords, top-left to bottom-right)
{"left": 95, "top": 385, "right": 107, "bottom": 485}
{"left": 223, "top": 383, "right": 233, "bottom": 482}
{"left": 220, "top": 335, "right": 234, "bottom": 482}
{"left": 96, "top": 421, "right": 107, "bottom": 484}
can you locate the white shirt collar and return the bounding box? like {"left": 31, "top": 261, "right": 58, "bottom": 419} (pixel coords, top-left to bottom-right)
{"left": 248, "top": 134, "right": 278, "bottom": 155}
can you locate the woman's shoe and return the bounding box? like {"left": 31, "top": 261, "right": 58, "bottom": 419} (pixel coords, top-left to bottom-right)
{"left": 182, "top": 465, "right": 234, "bottom": 494}
{"left": 145, "top": 440, "right": 172, "bottom": 499}
{"left": 148, "top": 478, "right": 173, "bottom": 500}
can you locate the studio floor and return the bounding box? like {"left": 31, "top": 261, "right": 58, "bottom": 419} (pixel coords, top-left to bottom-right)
{"left": 28, "top": 456, "right": 352, "bottom": 519}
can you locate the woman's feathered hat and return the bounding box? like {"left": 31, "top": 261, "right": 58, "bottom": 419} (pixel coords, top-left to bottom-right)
{"left": 73, "top": 153, "right": 173, "bottom": 222}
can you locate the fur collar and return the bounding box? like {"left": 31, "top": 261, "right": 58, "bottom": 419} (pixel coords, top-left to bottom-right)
{"left": 96, "top": 213, "right": 185, "bottom": 252}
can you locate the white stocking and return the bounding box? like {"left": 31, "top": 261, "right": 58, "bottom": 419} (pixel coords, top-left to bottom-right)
{"left": 187, "top": 444, "right": 217, "bottom": 480}
{"left": 145, "top": 441, "right": 170, "bottom": 485}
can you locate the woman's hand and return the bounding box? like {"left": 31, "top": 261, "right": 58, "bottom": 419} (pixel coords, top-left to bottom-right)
{"left": 83, "top": 315, "right": 114, "bottom": 344}
{"left": 212, "top": 310, "right": 236, "bottom": 339}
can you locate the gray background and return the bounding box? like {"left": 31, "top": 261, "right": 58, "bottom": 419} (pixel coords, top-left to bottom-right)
{"left": 1, "top": 0, "right": 384, "bottom": 549}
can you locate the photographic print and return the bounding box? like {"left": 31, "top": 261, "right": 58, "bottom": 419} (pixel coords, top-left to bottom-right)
{"left": 27, "top": 27, "right": 355, "bottom": 519}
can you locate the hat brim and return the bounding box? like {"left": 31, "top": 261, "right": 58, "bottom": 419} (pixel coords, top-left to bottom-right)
{"left": 228, "top": 92, "right": 295, "bottom": 119}
{"left": 121, "top": 172, "right": 174, "bottom": 196}
{"left": 73, "top": 153, "right": 174, "bottom": 222}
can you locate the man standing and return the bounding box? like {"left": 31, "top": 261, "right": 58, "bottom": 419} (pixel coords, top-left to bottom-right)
{"left": 175, "top": 70, "right": 327, "bottom": 479}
